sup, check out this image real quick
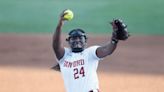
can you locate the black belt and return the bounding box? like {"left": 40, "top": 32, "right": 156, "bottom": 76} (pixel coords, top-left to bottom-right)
{"left": 89, "top": 89, "right": 99, "bottom": 92}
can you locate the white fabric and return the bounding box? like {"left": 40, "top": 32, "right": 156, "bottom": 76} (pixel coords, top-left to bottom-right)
{"left": 58, "top": 46, "right": 101, "bottom": 92}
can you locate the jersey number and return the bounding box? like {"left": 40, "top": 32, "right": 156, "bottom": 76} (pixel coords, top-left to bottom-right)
{"left": 73, "top": 67, "right": 85, "bottom": 79}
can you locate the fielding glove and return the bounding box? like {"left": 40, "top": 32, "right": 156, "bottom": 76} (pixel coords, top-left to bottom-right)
{"left": 111, "top": 19, "right": 130, "bottom": 41}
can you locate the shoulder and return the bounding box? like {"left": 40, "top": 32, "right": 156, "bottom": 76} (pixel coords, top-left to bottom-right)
{"left": 85, "top": 46, "right": 100, "bottom": 51}
{"left": 64, "top": 47, "right": 71, "bottom": 52}
{"left": 85, "top": 45, "right": 102, "bottom": 61}
{"left": 63, "top": 47, "right": 72, "bottom": 57}
{"left": 85, "top": 45, "right": 100, "bottom": 56}
{"left": 57, "top": 47, "right": 71, "bottom": 62}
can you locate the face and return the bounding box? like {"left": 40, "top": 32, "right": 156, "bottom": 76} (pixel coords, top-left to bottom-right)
{"left": 68, "top": 36, "right": 87, "bottom": 52}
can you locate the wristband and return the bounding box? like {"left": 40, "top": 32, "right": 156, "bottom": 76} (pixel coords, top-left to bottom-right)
{"left": 111, "top": 38, "right": 118, "bottom": 44}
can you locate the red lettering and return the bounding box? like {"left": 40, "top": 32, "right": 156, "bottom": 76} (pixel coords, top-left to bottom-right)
{"left": 73, "top": 67, "right": 85, "bottom": 79}
{"left": 68, "top": 62, "right": 72, "bottom": 68}
{"left": 64, "top": 59, "right": 85, "bottom": 68}
{"left": 81, "top": 59, "right": 84, "bottom": 65}
{"left": 64, "top": 61, "right": 68, "bottom": 67}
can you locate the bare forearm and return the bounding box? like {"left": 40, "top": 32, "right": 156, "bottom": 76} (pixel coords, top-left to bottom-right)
{"left": 96, "top": 40, "right": 118, "bottom": 58}
{"left": 52, "top": 19, "right": 65, "bottom": 60}
{"left": 104, "top": 41, "right": 117, "bottom": 55}
{"left": 96, "top": 18, "right": 129, "bottom": 58}
{"left": 53, "top": 19, "right": 63, "bottom": 48}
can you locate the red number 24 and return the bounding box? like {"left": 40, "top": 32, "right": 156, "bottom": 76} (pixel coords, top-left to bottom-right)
{"left": 73, "top": 67, "right": 85, "bottom": 79}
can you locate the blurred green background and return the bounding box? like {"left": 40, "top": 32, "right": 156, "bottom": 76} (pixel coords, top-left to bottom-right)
{"left": 0, "top": 0, "right": 163, "bottom": 35}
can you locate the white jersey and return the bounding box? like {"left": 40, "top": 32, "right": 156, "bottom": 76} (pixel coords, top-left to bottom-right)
{"left": 57, "top": 46, "right": 101, "bottom": 92}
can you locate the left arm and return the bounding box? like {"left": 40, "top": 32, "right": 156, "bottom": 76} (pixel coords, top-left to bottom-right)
{"left": 96, "top": 19, "right": 129, "bottom": 58}
{"left": 96, "top": 38, "right": 118, "bottom": 58}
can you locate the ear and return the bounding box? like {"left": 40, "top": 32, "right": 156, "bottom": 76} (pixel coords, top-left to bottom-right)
{"left": 85, "top": 39, "right": 87, "bottom": 42}
{"left": 66, "top": 38, "right": 69, "bottom": 41}
{"left": 66, "top": 38, "right": 71, "bottom": 45}
{"left": 85, "top": 36, "right": 88, "bottom": 42}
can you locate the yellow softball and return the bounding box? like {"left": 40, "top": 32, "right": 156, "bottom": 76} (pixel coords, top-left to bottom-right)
{"left": 63, "top": 9, "right": 74, "bottom": 21}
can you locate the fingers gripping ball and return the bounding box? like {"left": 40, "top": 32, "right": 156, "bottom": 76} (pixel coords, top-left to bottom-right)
{"left": 63, "top": 9, "right": 74, "bottom": 21}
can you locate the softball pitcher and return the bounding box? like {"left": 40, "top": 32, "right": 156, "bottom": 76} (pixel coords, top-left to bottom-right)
{"left": 52, "top": 10, "right": 129, "bottom": 92}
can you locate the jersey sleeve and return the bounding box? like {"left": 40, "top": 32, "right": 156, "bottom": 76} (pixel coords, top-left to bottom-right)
{"left": 87, "top": 46, "right": 103, "bottom": 61}
{"left": 57, "top": 47, "right": 70, "bottom": 63}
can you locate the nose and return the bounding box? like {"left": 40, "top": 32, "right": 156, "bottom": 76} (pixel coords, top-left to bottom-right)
{"left": 73, "top": 37, "right": 81, "bottom": 41}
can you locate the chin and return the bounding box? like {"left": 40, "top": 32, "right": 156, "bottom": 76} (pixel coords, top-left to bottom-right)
{"left": 73, "top": 47, "right": 81, "bottom": 49}
{"left": 72, "top": 47, "right": 84, "bottom": 53}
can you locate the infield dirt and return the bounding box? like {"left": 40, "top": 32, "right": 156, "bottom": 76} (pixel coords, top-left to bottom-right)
{"left": 0, "top": 33, "right": 164, "bottom": 92}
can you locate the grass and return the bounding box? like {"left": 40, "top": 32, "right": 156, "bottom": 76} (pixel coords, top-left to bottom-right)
{"left": 0, "top": 0, "right": 164, "bottom": 35}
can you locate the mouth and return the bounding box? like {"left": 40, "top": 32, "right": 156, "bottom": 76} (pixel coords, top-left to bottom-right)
{"left": 72, "top": 42, "right": 82, "bottom": 48}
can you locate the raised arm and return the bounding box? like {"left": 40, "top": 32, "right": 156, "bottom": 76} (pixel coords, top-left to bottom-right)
{"left": 96, "top": 33, "right": 118, "bottom": 58}
{"left": 52, "top": 12, "right": 66, "bottom": 60}
{"left": 96, "top": 19, "right": 129, "bottom": 58}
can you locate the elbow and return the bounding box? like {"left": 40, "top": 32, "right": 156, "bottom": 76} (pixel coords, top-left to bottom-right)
{"left": 108, "top": 46, "right": 117, "bottom": 55}
{"left": 52, "top": 41, "right": 58, "bottom": 52}
{"left": 52, "top": 41, "right": 56, "bottom": 49}
{"left": 52, "top": 41, "right": 63, "bottom": 54}
{"left": 108, "top": 50, "right": 115, "bottom": 55}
